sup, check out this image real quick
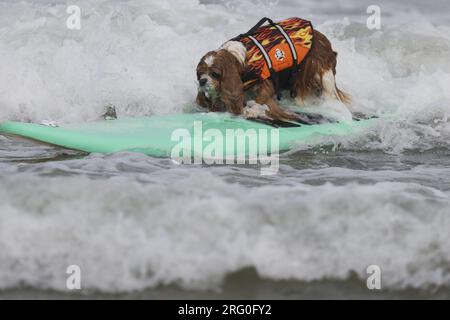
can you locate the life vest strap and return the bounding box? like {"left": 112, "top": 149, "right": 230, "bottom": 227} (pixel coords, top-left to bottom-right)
{"left": 247, "top": 35, "right": 273, "bottom": 70}
{"left": 233, "top": 17, "right": 278, "bottom": 40}
{"left": 272, "top": 23, "right": 300, "bottom": 99}
{"left": 232, "top": 17, "right": 302, "bottom": 99}
{"left": 273, "top": 24, "right": 298, "bottom": 67}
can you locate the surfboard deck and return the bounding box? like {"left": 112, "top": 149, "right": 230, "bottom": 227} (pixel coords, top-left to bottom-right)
{"left": 0, "top": 113, "right": 377, "bottom": 157}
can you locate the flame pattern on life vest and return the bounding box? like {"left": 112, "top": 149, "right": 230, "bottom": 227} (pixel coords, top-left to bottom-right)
{"left": 237, "top": 17, "right": 313, "bottom": 90}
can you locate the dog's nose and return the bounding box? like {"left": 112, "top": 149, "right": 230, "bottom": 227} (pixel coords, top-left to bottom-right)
{"left": 199, "top": 78, "right": 207, "bottom": 87}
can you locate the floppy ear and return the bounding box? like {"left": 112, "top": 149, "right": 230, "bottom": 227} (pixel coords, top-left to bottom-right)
{"left": 196, "top": 92, "right": 225, "bottom": 112}
{"left": 196, "top": 91, "right": 212, "bottom": 110}
{"left": 218, "top": 50, "right": 245, "bottom": 115}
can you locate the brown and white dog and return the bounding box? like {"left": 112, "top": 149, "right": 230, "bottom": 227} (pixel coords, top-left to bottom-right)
{"left": 195, "top": 28, "right": 350, "bottom": 123}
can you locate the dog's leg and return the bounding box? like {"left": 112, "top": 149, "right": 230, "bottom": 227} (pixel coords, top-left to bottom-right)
{"left": 250, "top": 80, "right": 318, "bottom": 125}
{"left": 315, "top": 69, "right": 351, "bottom": 105}
{"left": 253, "top": 81, "right": 297, "bottom": 121}
{"left": 293, "top": 31, "right": 351, "bottom": 107}
{"left": 196, "top": 92, "right": 212, "bottom": 110}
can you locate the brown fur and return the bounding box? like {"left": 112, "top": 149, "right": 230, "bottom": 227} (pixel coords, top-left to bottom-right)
{"left": 196, "top": 50, "right": 244, "bottom": 114}
{"left": 196, "top": 30, "right": 350, "bottom": 122}
{"left": 294, "top": 30, "right": 350, "bottom": 104}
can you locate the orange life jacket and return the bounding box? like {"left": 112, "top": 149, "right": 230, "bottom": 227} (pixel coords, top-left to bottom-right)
{"left": 231, "top": 17, "right": 314, "bottom": 98}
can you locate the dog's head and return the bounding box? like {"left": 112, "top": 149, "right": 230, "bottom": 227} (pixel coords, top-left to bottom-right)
{"left": 196, "top": 41, "right": 246, "bottom": 114}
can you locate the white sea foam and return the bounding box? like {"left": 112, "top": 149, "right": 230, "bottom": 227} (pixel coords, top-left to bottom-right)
{"left": 1, "top": 0, "right": 450, "bottom": 294}
{"left": 0, "top": 0, "right": 449, "bottom": 152}
{"left": 0, "top": 173, "right": 449, "bottom": 292}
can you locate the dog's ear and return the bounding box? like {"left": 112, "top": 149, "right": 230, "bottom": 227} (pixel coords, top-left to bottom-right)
{"left": 196, "top": 91, "right": 212, "bottom": 110}
{"left": 196, "top": 89, "right": 226, "bottom": 112}
{"left": 217, "top": 50, "right": 245, "bottom": 115}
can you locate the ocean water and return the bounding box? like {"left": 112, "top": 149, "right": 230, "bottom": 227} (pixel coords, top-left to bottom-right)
{"left": 1, "top": 0, "right": 450, "bottom": 299}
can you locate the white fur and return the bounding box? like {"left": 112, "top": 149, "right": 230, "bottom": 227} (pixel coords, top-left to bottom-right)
{"left": 295, "top": 70, "right": 343, "bottom": 106}
{"left": 199, "top": 74, "right": 213, "bottom": 83}
{"left": 319, "top": 70, "right": 342, "bottom": 102}
{"left": 220, "top": 41, "right": 247, "bottom": 66}
{"left": 199, "top": 74, "right": 217, "bottom": 99}
{"left": 204, "top": 55, "right": 215, "bottom": 67}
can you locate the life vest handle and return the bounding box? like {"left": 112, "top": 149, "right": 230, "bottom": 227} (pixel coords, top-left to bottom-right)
{"left": 230, "top": 17, "right": 309, "bottom": 99}
{"left": 234, "top": 17, "right": 277, "bottom": 39}
{"left": 242, "top": 18, "right": 299, "bottom": 100}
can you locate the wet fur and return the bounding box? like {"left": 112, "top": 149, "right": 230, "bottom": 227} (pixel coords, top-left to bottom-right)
{"left": 196, "top": 30, "right": 350, "bottom": 122}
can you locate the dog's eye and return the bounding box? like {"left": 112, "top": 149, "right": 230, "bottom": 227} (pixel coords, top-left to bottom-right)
{"left": 211, "top": 71, "right": 221, "bottom": 80}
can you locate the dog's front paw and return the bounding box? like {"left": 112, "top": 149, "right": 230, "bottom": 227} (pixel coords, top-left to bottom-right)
{"left": 243, "top": 101, "right": 270, "bottom": 119}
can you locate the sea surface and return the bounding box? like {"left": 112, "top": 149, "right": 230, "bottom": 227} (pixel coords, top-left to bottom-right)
{"left": 1, "top": 0, "right": 450, "bottom": 299}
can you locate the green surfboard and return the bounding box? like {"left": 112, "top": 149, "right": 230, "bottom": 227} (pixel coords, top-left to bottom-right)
{"left": 0, "top": 113, "right": 377, "bottom": 157}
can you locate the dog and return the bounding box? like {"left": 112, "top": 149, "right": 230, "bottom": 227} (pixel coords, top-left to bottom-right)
{"left": 195, "top": 17, "right": 350, "bottom": 123}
